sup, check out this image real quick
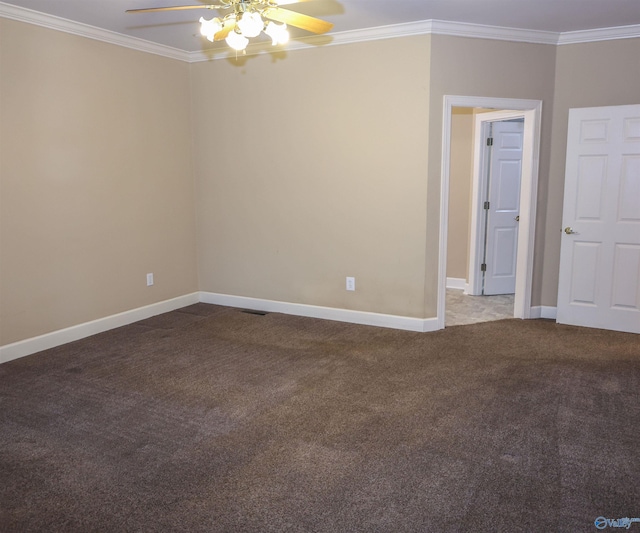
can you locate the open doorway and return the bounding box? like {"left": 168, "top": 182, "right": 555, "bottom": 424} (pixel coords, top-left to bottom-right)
{"left": 437, "top": 96, "right": 543, "bottom": 329}
{"left": 446, "top": 108, "right": 525, "bottom": 325}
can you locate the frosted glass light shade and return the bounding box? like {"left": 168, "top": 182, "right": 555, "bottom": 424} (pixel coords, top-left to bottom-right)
{"left": 199, "top": 16, "right": 222, "bottom": 42}
{"left": 226, "top": 30, "right": 249, "bottom": 51}
{"left": 265, "top": 21, "right": 289, "bottom": 45}
{"left": 237, "top": 11, "right": 263, "bottom": 38}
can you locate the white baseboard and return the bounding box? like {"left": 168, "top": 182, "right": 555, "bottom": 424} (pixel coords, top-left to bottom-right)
{"left": 0, "top": 293, "right": 200, "bottom": 364}
{"left": 200, "top": 292, "right": 440, "bottom": 333}
{"left": 446, "top": 277, "right": 467, "bottom": 290}
{"left": 1, "top": 291, "right": 445, "bottom": 365}
{"left": 2, "top": 289, "right": 563, "bottom": 366}
{"left": 530, "top": 305, "right": 557, "bottom": 320}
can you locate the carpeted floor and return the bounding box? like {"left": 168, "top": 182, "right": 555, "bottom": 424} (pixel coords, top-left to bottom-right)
{"left": 1, "top": 303, "right": 639, "bottom": 532}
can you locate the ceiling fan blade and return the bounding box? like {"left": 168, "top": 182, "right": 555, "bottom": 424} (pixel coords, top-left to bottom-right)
{"left": 213, "top": 18, "right": 237, "bottom": 41}
{"left": 126, "top": 5, "right": 225, "bottom": 14}
{"left": 263, "top": 7, "right": 333, "bottom": 34}
{"left": 126, "top": 0, "right": 305, "bottom": 14}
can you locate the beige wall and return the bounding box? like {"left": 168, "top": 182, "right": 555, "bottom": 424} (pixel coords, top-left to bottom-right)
{"left": 0, "top": 20, "right": 198, "bottom": 345}
{"left": 2, "top": 18, "right": 638, "bottom": 348}
{"left": 446, "top": 107, "right": 475, "bottom": 281}
{"left": 191, "top": 36, "right": 432, "bottom": 318}
{"left": 427, "top": 36, "right": 557, "bottom": 312}
{"left": 542, "top": 37, "right": 640, "bottom": 306}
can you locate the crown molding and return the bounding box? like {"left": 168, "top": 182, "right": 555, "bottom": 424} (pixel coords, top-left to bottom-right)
{"left": 188, "top": 20, "right": 558, "bottom": 62}
{"left": 2, "top": 1, "right": 639, "bottom": 63}
{"left": 557, "top": 24, "right": 640, "bottom": 45}
{"left": 428, "top": 20, "right": 559, "bottom": 45}
{"left": 0, "top": 2, "right": 190, "bottom": 61}
{"left": 297, "top": 19, "right": 560, "bottom": 47}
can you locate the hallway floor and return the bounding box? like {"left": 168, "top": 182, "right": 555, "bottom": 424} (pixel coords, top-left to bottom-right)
{"left": 446, "top": 289, "right": 514, "bottom": 326}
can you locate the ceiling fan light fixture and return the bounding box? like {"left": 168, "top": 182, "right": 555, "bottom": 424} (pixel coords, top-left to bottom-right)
{"left": 199, "top": 16, "right": 222, "bottom": 42}
{"left": 128, "top": 0, "right": 333, "bottom": 53}
{"left": 226, "top": 29, "right": 249, "bottom": 51}
{"left": 264, "top": 21, "right": 289, "bottom": 45}
{"left": 237, "top": 11, "right": 264, "bottom": 38}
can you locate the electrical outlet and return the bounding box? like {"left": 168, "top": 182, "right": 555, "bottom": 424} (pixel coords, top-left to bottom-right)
{"left": 146, "top": 273, "right": 154, "bottom": 286}
{"left": 346, "top": 277, "right": 355, "bottom": 291}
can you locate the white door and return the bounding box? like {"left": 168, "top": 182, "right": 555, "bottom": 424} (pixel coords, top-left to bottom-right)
{"left": 483, "top": 119, "right": 524, "bottom": 295}
{"left": 557, "top": 104, "right": 640, "bottom": 334}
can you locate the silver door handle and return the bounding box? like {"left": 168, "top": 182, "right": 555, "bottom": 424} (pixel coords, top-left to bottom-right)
{"left": 564, "top": 227, "right": 578, "bottom": 235}
{"left": 514, "top": 216, "right": 520, "bottom": 222}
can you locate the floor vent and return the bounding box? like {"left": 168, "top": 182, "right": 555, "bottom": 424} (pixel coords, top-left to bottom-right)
{"left": 241, "top": 309, "right": 269, "bottom": 316}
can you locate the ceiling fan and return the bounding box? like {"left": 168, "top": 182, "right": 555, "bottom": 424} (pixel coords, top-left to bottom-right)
{"left": 127, "top": 0, "right": 334, "bottom": 52}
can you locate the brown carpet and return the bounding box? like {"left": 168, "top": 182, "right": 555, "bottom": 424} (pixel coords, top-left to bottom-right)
{"left": 1, "top": 303, "right": 639, "bottom": 532}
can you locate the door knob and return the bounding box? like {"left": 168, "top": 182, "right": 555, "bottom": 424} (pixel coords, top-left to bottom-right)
{"left": 514, "top": 216, "right": 520, "bottom": 222}
{"left": 564, "top": 227, "right": 577, "bottom": 235}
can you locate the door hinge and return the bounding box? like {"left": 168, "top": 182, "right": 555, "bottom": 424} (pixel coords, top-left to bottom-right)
{"left": 486, "top": 137, "right": 494, "bottom": 146}
{"left": 480, "top": 263, "right": 487, "bottom": 272}
{"left": 484, "top": 201, "right": 490, "bottom": 210}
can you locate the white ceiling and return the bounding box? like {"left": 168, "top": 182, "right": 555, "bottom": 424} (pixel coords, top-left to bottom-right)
{"left": 2, "top": 0, "right": 640, "bottom": 54}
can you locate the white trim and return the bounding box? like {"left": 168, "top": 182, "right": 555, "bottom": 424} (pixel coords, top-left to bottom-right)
{"left": 0, "top": 293, "right": 200, "bottom": 364}
{"left": 428, "top": 20, "right": 558, "bottom": 45}
{"left": 200, "top": 292, "right": 439, "bottom": 333}
{"left": 191, "top": 21, "right": 639, "bottom": 60}
{"left": 446, "top": 277, "right": 466, "bottom": 290}
{"left": 529, "top": 306, "right": 558, "bottom": 320}
{"left": 189, "top": 20, "right": 442, "bottom": 61}
{"left": 309, "top": 19, "right": 559, "bottom": 47}
{"left": 0, "top": 292, "right": 439, "bottom": 364}
{"left": 0, "top": 2, "right": 190, "bottom": 61}
{"left": 2, "top": 2, "right": 638, "bottom": 62}
{"left": 187, "top": 21, "right": 443, "bottom": 61}
{"left": 0, "top": 289, "right": 556, "bottom": 366}
{"left": 439, "top": 96, "right": 542, "bottom": 330}
{"left": 558, "top": 24, "right": 640, "bottom": 45}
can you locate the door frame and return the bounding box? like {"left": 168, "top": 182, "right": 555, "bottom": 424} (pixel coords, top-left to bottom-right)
{"left": 438, "top": 96, "right": 543, "bottom": 329}
{"left": 468, "top": 110, "right": 527, "bottom": 296}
